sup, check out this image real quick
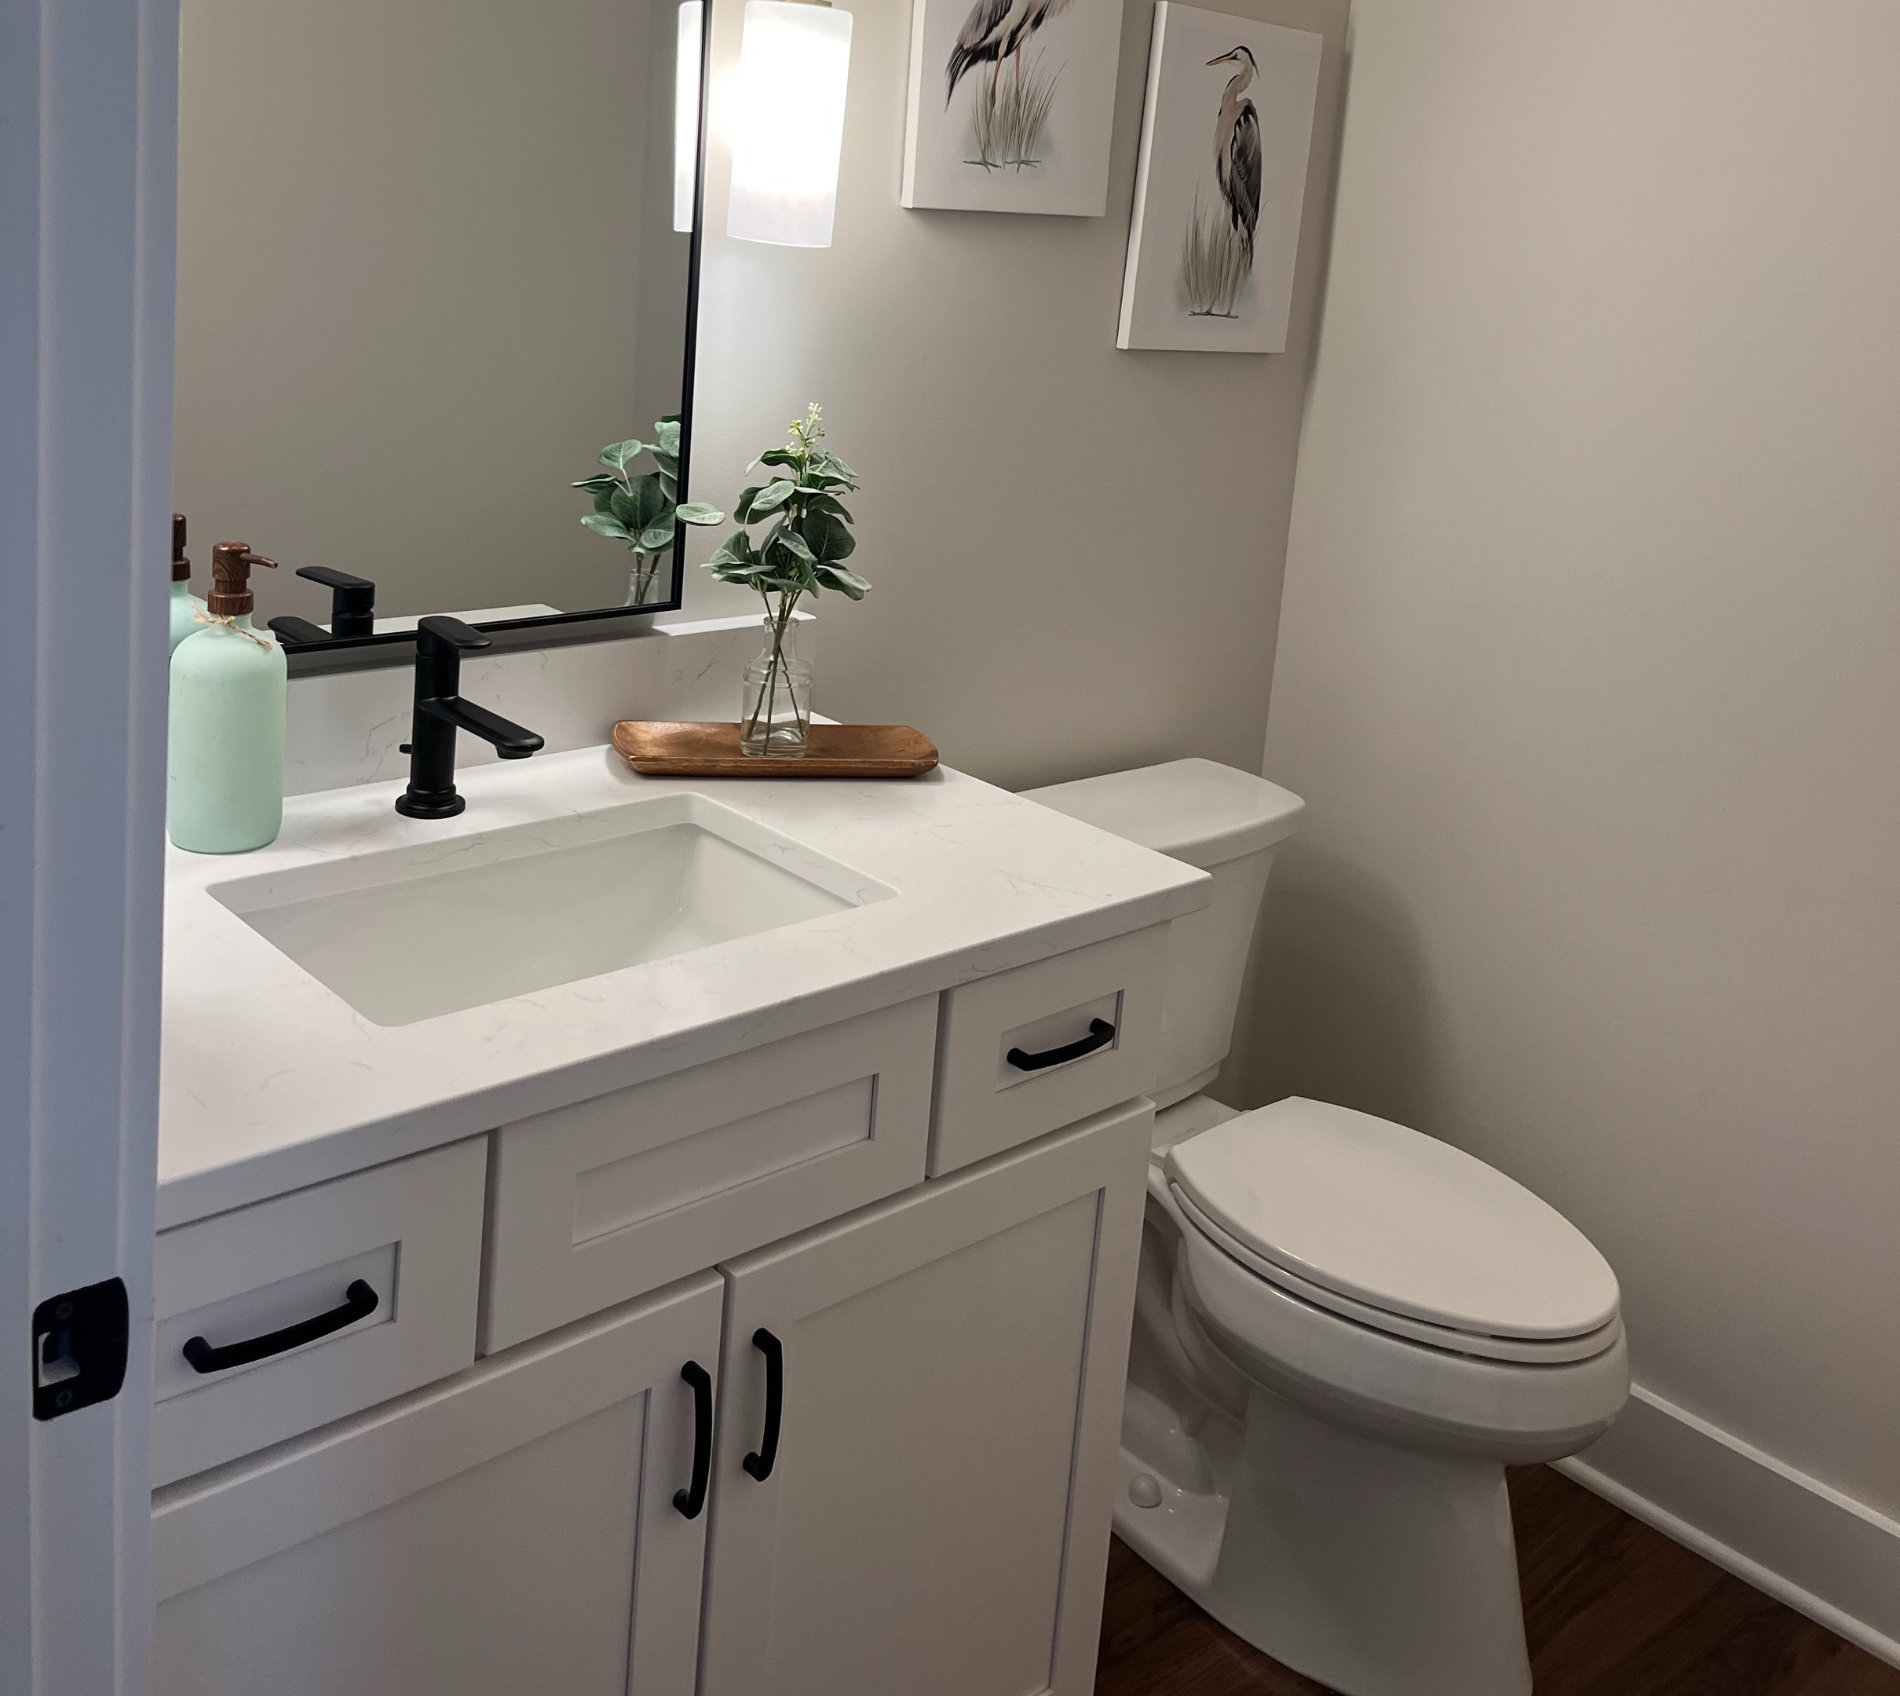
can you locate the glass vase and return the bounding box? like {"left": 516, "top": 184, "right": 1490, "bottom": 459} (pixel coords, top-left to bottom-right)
{"left": 623, "top": 551, "right": 671, "bottom": 607}
{"left": 740, "top": 616, "right": 811, "bottom": 756}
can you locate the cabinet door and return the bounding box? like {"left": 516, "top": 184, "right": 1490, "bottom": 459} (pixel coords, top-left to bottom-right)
{"left": 699, "top": 1100, "right": 1152, "bottom": 1696}
{"left": 150, "top": 1274, "right": 722, "bottom": 1696}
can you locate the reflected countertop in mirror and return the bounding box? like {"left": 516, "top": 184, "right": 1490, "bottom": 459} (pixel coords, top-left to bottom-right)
{"left": 173, "top": 0, "right": 710, "bottom": 651}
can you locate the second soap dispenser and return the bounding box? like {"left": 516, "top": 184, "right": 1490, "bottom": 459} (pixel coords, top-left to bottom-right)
{"left": 169, "top": 513, "right": 206, "bottom": 652}
{"left": 169, "top": 542, "right": 286, "bottom": 854}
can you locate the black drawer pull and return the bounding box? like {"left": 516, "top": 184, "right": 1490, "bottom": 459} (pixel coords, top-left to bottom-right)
{"left": 1006, "top": 1018, "right": 1116, "bottom": 1073}
{"left": 181, "top": 1279, "right": 379, "bottom": 1375}
{"left": 741, "top": 1328, "right": 784, "bottom": 1482}
{"left": 673, "top": 1360, "right": 713, "bottom": 1519}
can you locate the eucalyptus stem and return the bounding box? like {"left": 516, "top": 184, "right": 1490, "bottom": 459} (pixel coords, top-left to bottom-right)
{"left": 759, "top": 624, "right": 780, "bottom": 748}
{"left": 743, "top": 588, "right": 806, "bottom": 751}
{"left": 625, "top": 551, "right": 661, "bottom": 607}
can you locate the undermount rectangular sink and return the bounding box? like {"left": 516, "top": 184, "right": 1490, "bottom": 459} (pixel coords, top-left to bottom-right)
{"left": 209, "top": 794, "right": 895, "bottom": 1026}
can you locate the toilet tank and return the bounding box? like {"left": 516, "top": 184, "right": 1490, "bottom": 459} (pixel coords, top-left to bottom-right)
{"left": 1021, "top": 760, "right": 1304, "bottom": 1108}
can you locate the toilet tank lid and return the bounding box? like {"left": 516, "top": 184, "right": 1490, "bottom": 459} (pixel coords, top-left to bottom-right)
{"left": 1021, "top": 759, "right": 1304, "bottom": 868}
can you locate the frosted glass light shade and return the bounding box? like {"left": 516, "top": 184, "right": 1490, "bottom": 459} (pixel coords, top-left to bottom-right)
{"left": 727, "top": 1, "right": 853, "bottom": 248}
{"left": 673, "top": 1, "right": 704, "bottom": 233}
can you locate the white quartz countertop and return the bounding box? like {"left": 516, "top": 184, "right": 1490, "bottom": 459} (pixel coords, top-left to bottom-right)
{"left": 160, "top": 745, "right": 1209, "bottom": 1229}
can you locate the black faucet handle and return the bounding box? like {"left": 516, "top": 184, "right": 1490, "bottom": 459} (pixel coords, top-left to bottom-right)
{"left": 267, "top": 615, "right": 333, "bottom": 647}
{"left": 396, "top": 615, "right": 539, "bottom": 820}
{"left": 416, "top": 614, "right": 492, "bottom": 654}
{"left": 296, "top": 565, "right": 377, "bottom": 639}
{"left": 296, "top": 564, "right": 374, "bottom": 592}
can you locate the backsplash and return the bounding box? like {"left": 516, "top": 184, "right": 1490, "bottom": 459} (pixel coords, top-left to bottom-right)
{"left": 285, "top": 613, "right": 808, "bottom": 795}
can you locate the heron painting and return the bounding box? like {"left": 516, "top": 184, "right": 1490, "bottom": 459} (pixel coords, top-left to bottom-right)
{"left": 1181, "top": 44, "right": 1261, "bottom": 316}
{"left": 1117, "top": 5, "right": 1322, "bottom": 352}
{"left": 901, "top": 0, "right": 1125, "bottom": 213}
{"left": 944, "top": 0, "right": 1075, "bottom": 170}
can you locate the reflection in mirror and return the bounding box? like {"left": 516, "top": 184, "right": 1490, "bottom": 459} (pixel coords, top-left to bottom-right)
{"left": 172, "top": 0, "right": 709, "bottom": 649}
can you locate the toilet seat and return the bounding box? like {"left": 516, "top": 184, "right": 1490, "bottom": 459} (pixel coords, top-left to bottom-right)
{"left": 1167, "top": 1098, "right": 1620, "bottom": 1347}
{"left": 1164, "top": 1188, "right": 1631, "bottom": 1461}
{"left": 1169, "top": 1182, "right": 1623, "bottom": 1364}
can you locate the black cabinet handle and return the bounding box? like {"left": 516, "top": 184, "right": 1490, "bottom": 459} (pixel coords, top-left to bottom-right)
{"left": 1006, "top": 1018, "right": 1116, "bottom": 1073}
{"left": 741, "top": 1328, "right": 784, "bottom": 1482}
{"left": 181, "top": 1279, "right": 379, "bottom": 1375}
{"left": 673, "top": 1360, "right": 713, "bottom": 1519}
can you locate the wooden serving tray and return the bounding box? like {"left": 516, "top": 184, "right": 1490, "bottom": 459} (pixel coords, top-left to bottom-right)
{"left": 612, "top": 720, "right": 939, "bottom": 778}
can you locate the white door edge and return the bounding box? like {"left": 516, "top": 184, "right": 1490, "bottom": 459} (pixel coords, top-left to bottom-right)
{"left": 1, "top": 0, "right": 176, "bottom": 1690}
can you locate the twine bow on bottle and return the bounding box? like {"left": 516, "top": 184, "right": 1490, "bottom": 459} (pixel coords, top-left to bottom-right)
{"left": 193, "top": 610, "right": 277, "bottom": 650}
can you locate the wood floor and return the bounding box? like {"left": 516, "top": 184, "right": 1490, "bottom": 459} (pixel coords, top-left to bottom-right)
{"left": 1095, "top": 1466, "right": 1900, "bottom": 1696}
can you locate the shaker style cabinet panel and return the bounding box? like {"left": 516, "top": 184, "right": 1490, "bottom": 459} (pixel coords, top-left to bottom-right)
{"left": 698, "top": 1099, "right": 1153, "bottom": 1696}
{"left": 150, "top": 1274, "right": 722, "bottom": 1696}
{"left": 483, "top": 996, "right": 938, "bottom": 1351}
{"left": 151, "top": 1136, "right": 487, "bottom": 1487}
{"left": 929, "top": 925, "right": 1167, "bottom": 1176}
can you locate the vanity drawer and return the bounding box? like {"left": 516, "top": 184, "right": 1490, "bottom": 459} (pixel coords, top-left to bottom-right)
{"left": 482, "top": 995, "right": 937, "bottom": 1352}
{"left": 151, "top": 1137, "right": 487, "bottom": 1488}
{"left": 929, "top": 925, "right": 1167, "bottom": 1176}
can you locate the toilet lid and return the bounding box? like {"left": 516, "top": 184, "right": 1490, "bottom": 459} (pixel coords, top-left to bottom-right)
{"left": 1166, "top": 1098, "right": 1620, "bottom": 1341}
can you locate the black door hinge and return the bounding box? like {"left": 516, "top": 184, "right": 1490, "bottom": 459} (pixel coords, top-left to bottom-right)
{"left": 31, "top": 1278, "right": 129, "bottom": 1421}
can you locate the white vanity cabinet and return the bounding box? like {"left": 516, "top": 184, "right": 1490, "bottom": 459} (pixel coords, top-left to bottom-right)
{"left": 152, "top": 1102, "right": 1149, "bottom": 1696}
{"left": 154, "top": 890, "right": 1182, "bottom": 1694}
{"left": 697, "top": 1099, "right": 1152, "bottom": 1696}
{"left": 151, "top": 1273, "right": 722, "bottom": 1696}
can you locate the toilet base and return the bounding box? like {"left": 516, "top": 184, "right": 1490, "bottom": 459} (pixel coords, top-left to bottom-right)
{"left": 1114, "top": 1385, "right": 1532, "bottom": 1696}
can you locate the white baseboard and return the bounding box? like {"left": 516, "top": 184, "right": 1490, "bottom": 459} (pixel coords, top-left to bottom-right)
{"left": 1555, "top": 1384, "right": 1900, "bottom": 1670}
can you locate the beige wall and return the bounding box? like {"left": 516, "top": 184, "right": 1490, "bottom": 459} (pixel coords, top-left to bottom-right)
{"left": 1249, "top": 0, "right": 1900, "bottom": 1536}
{"left": 683, "top": 0, "right": 1350, "bottom": 789}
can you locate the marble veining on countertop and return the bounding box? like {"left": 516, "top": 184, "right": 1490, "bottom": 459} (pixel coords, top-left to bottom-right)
{"left": 160, "top": 745, "right": 1208, "bottom": 1229}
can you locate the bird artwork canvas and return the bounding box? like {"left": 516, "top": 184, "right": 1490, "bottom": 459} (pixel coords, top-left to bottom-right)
{"left": 900, "top": 0, "right": 1126, "bottom": 214}
{"left": 1117, "top": 4, "right": 1322, "bottom": 351}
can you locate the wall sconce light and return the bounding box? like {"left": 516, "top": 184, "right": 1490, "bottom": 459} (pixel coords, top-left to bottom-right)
{"left": 674, "top": 1, "right": 704, "bottom": 233}
{"left": 726, "top": 0, "right": 854, "bottom": 248}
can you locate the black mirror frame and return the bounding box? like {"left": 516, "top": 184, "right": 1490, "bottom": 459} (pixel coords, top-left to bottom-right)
{"left": 280, "top": 0, "right": 715, "bottom": 668}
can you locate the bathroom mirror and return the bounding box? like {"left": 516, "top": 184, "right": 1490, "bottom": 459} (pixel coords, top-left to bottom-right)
{"left": 171, "top": 0, "right": 712, "bottom": 653}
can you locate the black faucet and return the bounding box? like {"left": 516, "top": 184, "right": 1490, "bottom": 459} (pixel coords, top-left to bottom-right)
{"left": 268, "top": 566, "right": 379, "bottom": 646}
{"left": 394, "top": 616, "right": 544, "bottom": 819}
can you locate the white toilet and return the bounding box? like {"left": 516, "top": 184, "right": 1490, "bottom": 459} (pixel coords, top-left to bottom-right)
{"left": 1024, "top": 760, "right": 1629, "bottom": 1696}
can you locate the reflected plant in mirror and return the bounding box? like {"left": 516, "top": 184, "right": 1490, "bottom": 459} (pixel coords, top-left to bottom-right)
{"left": 706, "top": 405, "right": 870, "bottom": 756}
{"left": 573, "top": 419, "right": 724, "bottom": 607}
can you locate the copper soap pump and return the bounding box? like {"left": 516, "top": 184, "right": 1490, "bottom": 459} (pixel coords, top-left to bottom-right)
{"left": 206, "top": 542, "right": 277, "bottom": 617}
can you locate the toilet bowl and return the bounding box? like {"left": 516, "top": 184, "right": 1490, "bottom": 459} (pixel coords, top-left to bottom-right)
{"left": 1023, "top": 761, "right": 1629, "bottom": 1696}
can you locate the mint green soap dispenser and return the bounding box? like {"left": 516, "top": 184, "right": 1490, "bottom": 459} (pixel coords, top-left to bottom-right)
{"left": 169, "top": 512, "right": 206, "bottom": 652}
{"left": 168, "top": 541, "right": 286, "bottom": 854}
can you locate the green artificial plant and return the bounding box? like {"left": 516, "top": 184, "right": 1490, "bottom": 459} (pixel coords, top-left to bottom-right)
{"left": 706, "top": 405, "right": 869, "bottom": 748}
{"left": 573, "top": 416, "right": 724, "bottom": 606}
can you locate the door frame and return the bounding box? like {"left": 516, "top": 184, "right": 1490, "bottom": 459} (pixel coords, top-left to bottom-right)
{"left": 1, "top": 0, "right": 176, "bottom": 1688}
